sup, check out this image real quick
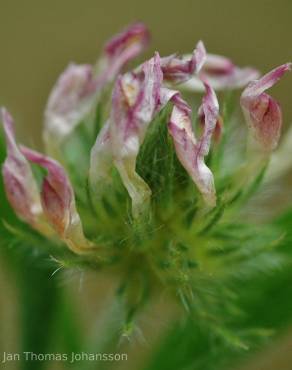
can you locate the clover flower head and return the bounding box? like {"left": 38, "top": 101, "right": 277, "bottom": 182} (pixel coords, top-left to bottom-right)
{"left": 1, "top": 22, "right": 291, "bottom": 341}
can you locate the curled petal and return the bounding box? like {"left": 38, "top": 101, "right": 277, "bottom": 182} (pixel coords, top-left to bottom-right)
{"left": 197, "top": 82, "right": 220, "bottom": 156}
{"left": 111, "top": 53, "right": 164, "bottom": 217}
{"left": 198, "top": 107, "right": 223, "bottom": 144}
{"left": 206, "top": 67, "right": 260, "bottom": 90}
{"left": 21, "top": 147, "right": 93, "bottom": 254}
{"left": 160, "top": 40, "right": 206, "bottom": 83}
{"left": 44, "top": 64, "right": 98, "bottom": 156}
{"left": 1, "top": 108, "right": 51, "bottom": 235}
{"left": 168, "top": 83, "right": 219, "bottom": 206}
{"left": 201, "top": 54, "right": 235, "bottom": 75}
{"left": 100, "top": 22, "right": 150, "bottom": 83}
{"left": 240, "top": 63, "right": 291, "bottom": 151}
{"left": 111, "top": 52, "right": 163, "bottom": 152}
{"left": 182, "top": 53, "right": 260, "bottom": 91}
{"left": 242, "top": 63, "right": 291, "bottom": 98}
{"left": 90, "top": 52, "right": 175, "bottom": 218}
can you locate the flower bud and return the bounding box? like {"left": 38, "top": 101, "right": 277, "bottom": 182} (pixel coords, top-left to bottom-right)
{"left": 21, "top": 147, "right": 93, "bottom": 254}
{"left": 240, "top": 63, "right": 291, "bottom": 151}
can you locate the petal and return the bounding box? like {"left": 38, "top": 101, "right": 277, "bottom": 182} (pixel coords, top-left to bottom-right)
{"left": 110, "top": 53, "right": 164, "bottom": 217}
{"left": 197, "top": 81, "right": 220, "bottom": 156}
{"left": 168, "top": 83, "right": 219, "bottom": 206}
{"left": 160, "top": 40, "right": 206, "bottom": 83}
{"left": 242, "top": 63, "right": 291, "bottom": 98}
{"left": 21, "top": 146, "right": 93, "bottom": 253}
{"left": 182, "top": 53, "right": 260, "bottom": 91}
{"left": 110, "top": 52, "right": 163, "bottom": 151}
{"left": 201, "top": 53, "right": 235, "bottom": 75}
{"left": 241, "top": 63, "right": 291, "bottom": 151}
{"left": 44, "top": 64, "right": 98, "bottom": 156}
{"left": 1, "top": 108, "right": 51, "bottom": 235}
{"left": 100, "top": 22, "right": 150, "bottom": 83}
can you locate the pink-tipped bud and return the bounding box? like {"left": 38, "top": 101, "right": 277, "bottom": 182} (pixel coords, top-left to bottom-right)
{"left": 240, "top": 63, "right": 291, "bottom": 151}
{"left": 21, "top": 147, "right": 93, "bottom": 253}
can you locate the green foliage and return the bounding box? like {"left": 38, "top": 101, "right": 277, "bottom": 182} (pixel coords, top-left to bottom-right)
{"left": 144, "top": 213, "right": 292, "bottom": 370}
{"left": 1, "top": 93, "right": 292, "bottom": 370}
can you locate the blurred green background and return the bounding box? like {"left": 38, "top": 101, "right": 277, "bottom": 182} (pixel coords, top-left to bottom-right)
{"left": 0, "top": 0, "right": 292, "bottom": 369}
